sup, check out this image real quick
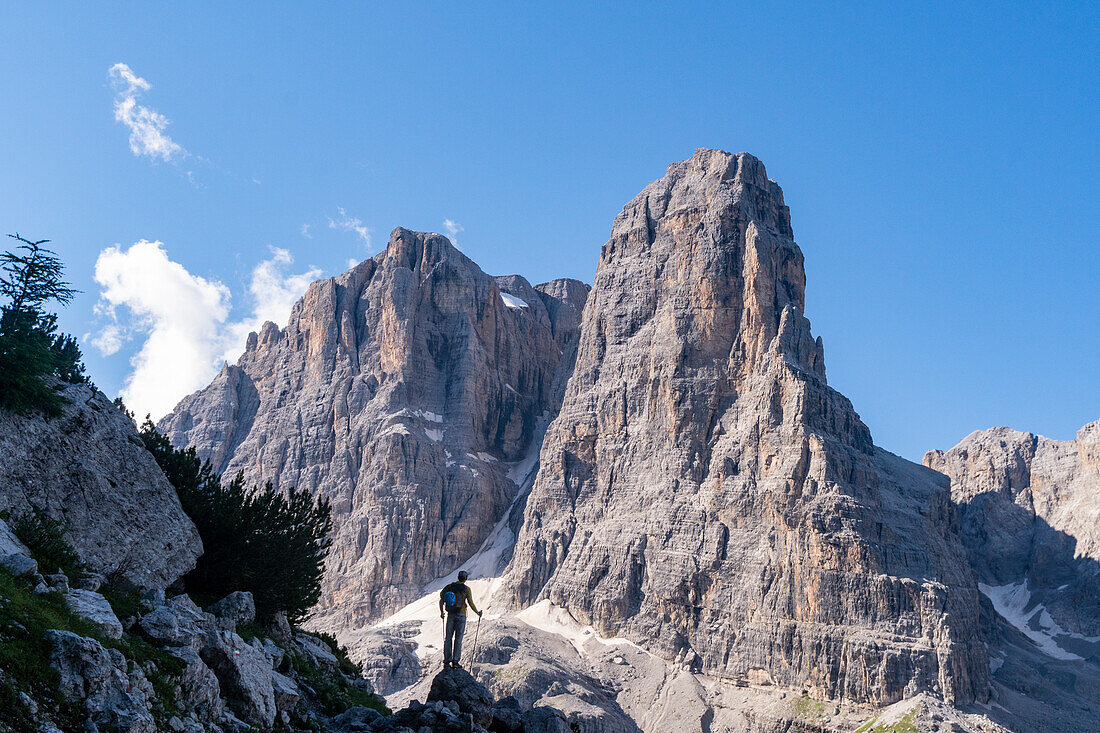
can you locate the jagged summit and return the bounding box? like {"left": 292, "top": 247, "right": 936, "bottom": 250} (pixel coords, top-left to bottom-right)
{"left": 503, "top": 149, "right": 985, "bottom": 704}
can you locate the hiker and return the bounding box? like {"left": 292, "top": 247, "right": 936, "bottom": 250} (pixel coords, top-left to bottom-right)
{"left": 439, "top": 570, "right": 482, "bottom": 669}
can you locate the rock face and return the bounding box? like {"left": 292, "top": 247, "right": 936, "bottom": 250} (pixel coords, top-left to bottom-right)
{"left": 503, "top": 149, "right": 989, "bottom": 705}
{"left": 925, "top": 421, "right": 1100, "bottom": 649}
{"left": 160, "top": 229, "right": 587, "bottom": 627}
{"left": 0, "top": 383, "right": 201, "bottom": 590}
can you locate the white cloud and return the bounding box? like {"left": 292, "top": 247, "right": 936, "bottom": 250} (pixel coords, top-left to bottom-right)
{"left": 328, "top": 207, "right": 371, "bottom": 248}
{"left": 301, "top": 224, "right": 313, "bottom": 239}
{"left": 346, "top": 258, "right": 359, "bottom": 269}
{"left": 443, "top": 219, "right": 463, "bottom": 246}
{"left": 92, "top": 241, "right": 320, "bottom": 420}
{"left": 108, "top": 63, "right": 186, "bottom": 162}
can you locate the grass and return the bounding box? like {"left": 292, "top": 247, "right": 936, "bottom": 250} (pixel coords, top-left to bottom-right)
{"left": 0, "top": 568, "right": 187, "bottom": 730}
{"left": 791, "top": 694, "right": 826, "bottom": 718}
{"left": 286, "top": 651, "right": 390, "bottom": 717}
{"left": 854, "top": 707, "right": 920, "bottom": 733}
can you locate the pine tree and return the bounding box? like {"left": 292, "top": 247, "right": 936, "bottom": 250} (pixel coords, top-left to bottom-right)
{"left": 0, "top": 234, "right": 87, "bottom": 415}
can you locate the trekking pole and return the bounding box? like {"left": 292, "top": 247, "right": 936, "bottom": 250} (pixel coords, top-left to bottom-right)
{"left": 469, "top": 606, "right": 487, "bottom": 677}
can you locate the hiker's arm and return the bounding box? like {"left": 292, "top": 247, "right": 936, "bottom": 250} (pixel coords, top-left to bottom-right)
{"left": 467, "top": 588, "right": 481, "bottom": 615}
{"left": 439, "top": 597, "right": 445, "bottom": 619}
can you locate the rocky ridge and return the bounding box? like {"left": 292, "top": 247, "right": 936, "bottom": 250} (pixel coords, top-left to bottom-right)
{"left": 160, "top": 230, "right": 587, "bottom": 628}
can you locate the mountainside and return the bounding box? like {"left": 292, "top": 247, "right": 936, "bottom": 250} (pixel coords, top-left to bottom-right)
{"left": 925, "top": 421, "right": 1100, "bottom": 655}
{"left": 502, "top": 149, "right": 989, "bottom": 705}
{"left": 0, "top": 382, "right": 201, "bottom": 590}
{"left": 160, "top": 228, "right": 587, "bottom": 627}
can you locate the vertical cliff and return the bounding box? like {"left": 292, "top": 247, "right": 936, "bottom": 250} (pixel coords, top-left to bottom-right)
{"left": 161, "top": 229, "right": 587, "bottom": 627}
{"left": 503, "top": 149, "right": 988, "bottom": 705}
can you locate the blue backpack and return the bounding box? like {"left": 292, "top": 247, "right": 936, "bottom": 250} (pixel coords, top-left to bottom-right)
{"left": 442, "top": 583, "right": 462, "bottom": 613}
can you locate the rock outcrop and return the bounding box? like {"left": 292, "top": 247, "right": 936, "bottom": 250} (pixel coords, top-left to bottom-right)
{"left": 0, "top": 382, "right": 201, "bottom": 590}
{"left": 925, "top": 421, "right": 1100, "bottom": 653}
{"left": 160, "top": 229, "right": 587, "bottom": 626}
{"left": 503, "top": 149, "right": 989, "bottom": 705}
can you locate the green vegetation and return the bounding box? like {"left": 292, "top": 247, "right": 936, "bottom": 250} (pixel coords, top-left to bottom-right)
{"left": 3, "top": 506, "right": 83, "bottom": 577}
{"left": 0, "top": 234, "right": 87, "bottom": 416}
{"left": 0, "top": 567, "right": 187, "bottom": 730}
{"left": 285, "top": 651, "right": 389, "bottom": 717}
{"left": 854, "top": 707, "right": 920, "bottom": 733}
{"left": 139, "top": 421, "right": 333, "bottom": 623}
{"left": 791, "top": 694, "right": 826, "bottom": 718}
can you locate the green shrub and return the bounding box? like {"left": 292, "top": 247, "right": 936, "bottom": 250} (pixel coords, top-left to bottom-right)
{"left": 4, "top": 506, "right": 82, "bottom": 577}
{"left": 139, "top": 422, "right": 333, "bottom": 623}
{"left": 0, "top": 234, "right": 87, "bottom": 416}
{"left": 286, "top": 652, "right": 389, "bottom": 717}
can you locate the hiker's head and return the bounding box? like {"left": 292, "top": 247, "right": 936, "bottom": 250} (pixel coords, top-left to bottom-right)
{"left": 458, "top": 570, "right": 469, "bottom": 582}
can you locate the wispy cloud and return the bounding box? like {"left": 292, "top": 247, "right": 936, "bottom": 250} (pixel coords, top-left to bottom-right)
{"left": 300, "top": 224, "right": 313, "bottom": 239}
{"left": 328, "top": 207, "right": 371, "bottom": 249}
{"left": 91, "top": 242, "right": 321, "bottom": 420}
{"left": 108, "top": 63, "right": 186, "bottom": 163}
{"left": 443, "top": 218, "right": 464, "bottom": 247}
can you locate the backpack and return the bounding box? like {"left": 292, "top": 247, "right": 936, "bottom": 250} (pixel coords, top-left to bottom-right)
{"left": 441, "top": 583, "right": 463, "bottom": 614}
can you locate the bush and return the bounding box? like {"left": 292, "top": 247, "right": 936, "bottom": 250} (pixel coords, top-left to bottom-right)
{"left": 3, "top": 506, "right": 82, "bottom": 577}
{"left": 0, "top": 234, "right": 86, "bottom": 416}
{"left": 139, "top": 422, "right": 333, "bottom": 622}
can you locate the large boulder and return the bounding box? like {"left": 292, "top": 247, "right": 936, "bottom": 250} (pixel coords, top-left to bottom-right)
{"left": 208, "top": 590, "right": 256, "bottom": 629}
{"left": 46, "top": 629, "right": 155, "bottom": 733}
{"left": 139, "top": 594, "right": 215, "bottom": 648}
{"left": 427, "top": 667, "right": 494, "bottom": 729}
{"left": 168, "top": 646, "right": 224, "bottom": 723}
{"left": 64, "top": 588, "right": 124, "bottom": 639}
{"left": 200, "top": 630, "right": 276, "bottom": 728}
{"left": 0, "top": 383, "right": 201, "bottom": 590}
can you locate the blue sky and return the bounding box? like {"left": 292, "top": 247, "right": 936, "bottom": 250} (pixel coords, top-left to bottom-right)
{"left": 0, "top": 2, "right": 1096, "bottom": 460}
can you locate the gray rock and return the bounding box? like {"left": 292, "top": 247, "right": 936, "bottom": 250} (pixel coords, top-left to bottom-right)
{"left": 270, "top": 670, "right": 300, "bottom": 712}
{"left": 44, "top": 573, "right": 70, "bottom": 592}
{"left": 139, "top": 594, "right": 214, "bottom": 648}
{"left": 167, "top": 646, "right": 223, "bottom": 723}
{"left": 427, "top": 667, "right": 494, "bottom": 728}
{"left": 0, "top": 516, "right": 29, "bottom": 556}
{"left": 503, "top": 149, "right": 989, "bottom": 706}
{"left": 0, "top": 552, "right": 38, "bottom": 578}
{"left": 208, "top": 591, "right": 256, "bottom": 629}
{"left": 926, "top": 420, "right": 1100, "bottom": 643}
{"left": 200, "top": 630, "right": 276, "bottom": 728}
{"left": 46, "top": 629, "right": 155, "bottom": 733}
{"left": 65, "top": 589, "right": 124, "bottom": 639}
{"left": 160, "top": 230, "right": 588, "bottom": 626}
{"left": 294, "top": 632, "right": 341, "bottom": 668}
{"left": 0, "top": 383, "right": 202, "bottom": 590}
{"left": 522, "top": 706, "right": 571, "bottom": 733}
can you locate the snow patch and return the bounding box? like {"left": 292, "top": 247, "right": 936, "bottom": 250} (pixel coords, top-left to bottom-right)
{"left": 517, "top": 600, "right": 648, "bottom": 656}
{"left": 474, "top": 452, "right": 497, "bottom": 463}
{"left": 414, "top": 410, "right": 444, "bottom": 423}
{"left": 979, "top": 581, "right": 1100, "bottom": 660}
{"left": 500, "top": 292, "right": 528, "bottom": 309}
{"left": 424, "top": 429, "right": 443, "bottom": 442}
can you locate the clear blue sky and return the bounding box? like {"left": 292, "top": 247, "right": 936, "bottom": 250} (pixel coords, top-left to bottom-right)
{"left": 1, "top": 2, "right": 1096, "bottom": 460}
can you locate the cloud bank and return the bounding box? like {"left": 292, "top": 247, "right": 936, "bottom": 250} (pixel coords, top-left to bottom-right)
{"left": 91, "top": 242, "right": 320, "bottom": 420}
{"left": 108, "top": 63, "right": 186, "bottom": 162}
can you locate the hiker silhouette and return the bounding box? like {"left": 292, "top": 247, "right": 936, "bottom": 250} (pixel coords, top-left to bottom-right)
{"left": 439, "top": 569, "right": 482, "bottom": 669}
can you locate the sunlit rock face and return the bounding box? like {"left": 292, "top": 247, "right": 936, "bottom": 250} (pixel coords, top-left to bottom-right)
{"left": 925, "top": 421, "right": 1100, "bottom": 649}
{"left": 161, "top": 228, "right": 587, "bottom": 628}
{"left": 504, "top": 149, "right": 989, "bottom": 705}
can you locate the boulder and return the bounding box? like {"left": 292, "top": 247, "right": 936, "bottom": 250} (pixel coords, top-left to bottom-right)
{"left": 0, "top": 517, "right": 29, "bottom": 555}
{"left": 46, "top": 629, "right": 155, "bottom": 733}
{"left": 427, "top": 667, "right": 494, "bottom": 728}
{"left": 200, "top": 630, "right": 276, "bottom": 728}
{"left": 0, "top": 383, "right": 201, "bottom": 590}
{"left": 329, "top": 705, "right": 386, "bottom": 731}
{"left": 167, "top": 646, "right": 224, "bottom": 723}
{"left": 0, "top": 551, "right": 37, "bottom": 578}
{"left": 522, "top": 705, "right": 572, "bottom": 733}
{"left": 295, "top": 632, "right": 341, "bottom": 668}
{"left": 64, "top": 589, "right": 124, "bottom": 639}
{"left": 270, "top": 670, "right": 301, "bottom": 712}
{"left": 490, "top": 695, "right": 524, "bottom": 733}
{"left": 138, "top": 594, "right": 213, "bottom": 648}
{"left": 208, "top": 591, "right": 256, "bottom": 629}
